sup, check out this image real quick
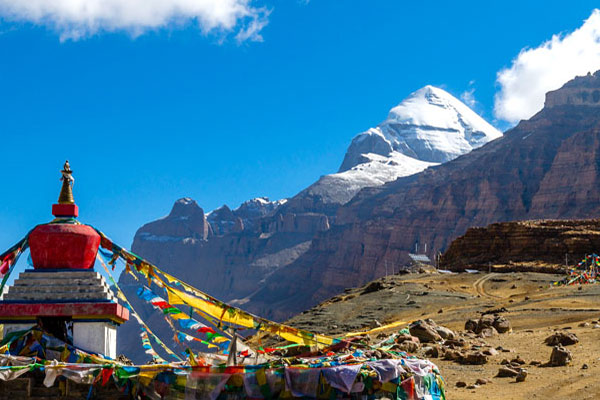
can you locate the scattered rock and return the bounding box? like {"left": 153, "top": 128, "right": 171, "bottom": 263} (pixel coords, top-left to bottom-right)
{"left": 500, "top": 359, "right": 509, "bottom": 365}
{"left": 409, "top": 320, "right": 443, "bottom": 343}
{"left": 578, "top": 322, "right": 590, "bottom": 328}
{"left": 424, "top": 346, "right": 439, "bottom": 358}
{"left": 456, "top": 381, "right": 467, "bottom": 388}
{"left": 444, "top": 349, "right": 464, "bottom": 361}
{"left": 497, "top": 366, "right": 519, "bottom": 377}
{"left": 493, "top": 316, "right": 512, "bottom": 333}
{"left": 459, "top": 352, "right": 488, "bottom": 365}
{"left": 396, "top": 340, "right": 419, "bottom": 353}
{"left": 466, "top": 385, "right": 477, "bottom": 389}
{"left": 511, "top": 284, "right": 517, "bottom": 289}
{"left": 434, "top": 325, "right": 456, "bottom": 340}
{"left": 582, "top": 363, "right": 589, "bottom": 370}
{"left": 479, "top": 326, "right": 498, "bottom": 338}
{"left": 466, "top": 314, "right": 512, "bottom": 335}
{"left": 545, "top": 332, "right": 579, "bottom": 346}
{"left": 482, "top": 347, "right": 498, "bottom": 356}
{"left": 465, "top": 319, "right": 479, "bottom": 332}
{"left": 475, "top": 378, "right": 489, "bottom": 385}
{"left": 516, "top": 369, "right": 528, "bottom": 382}
{"left": 530, "top": 360, "right": 542, "bottom": 366}
{"left": 524, "top": 296, "right": 530, "bottom": 300}
{"left": 511, "top": 356, "right": 526, "bottom": 365}
{"left": 549, "top": 345, "right": 572, "bottom": 366}
{"left": 395, "top": 334, "right": 420, "bottom": 345}
{"left": 444, "top": 338, "right": 467, "bottom": 348}
{"left": 593, "top": 324, "right": 600, "bottom": 329}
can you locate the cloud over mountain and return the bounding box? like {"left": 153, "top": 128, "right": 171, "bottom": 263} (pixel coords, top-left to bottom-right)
{"left": 495, "top": 9, "right": 600, "bottom": 123}
{"left": 0, "top": 0, "right": 269, "bottom": 41}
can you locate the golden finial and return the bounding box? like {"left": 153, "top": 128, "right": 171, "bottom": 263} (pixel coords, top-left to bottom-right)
{"left": 58, "top": 160, "right": 75, "bottom": 204}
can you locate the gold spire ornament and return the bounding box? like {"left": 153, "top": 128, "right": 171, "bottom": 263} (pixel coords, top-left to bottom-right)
{"left": 58, "top": 160, "right": 75, "bottom": 204}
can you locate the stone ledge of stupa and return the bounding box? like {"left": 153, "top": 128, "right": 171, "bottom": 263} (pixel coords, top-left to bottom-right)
{"left": 1, "top": 269, "right": 116, "bottom": 303}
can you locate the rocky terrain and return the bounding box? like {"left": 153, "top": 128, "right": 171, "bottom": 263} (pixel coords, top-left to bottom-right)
{"left": 440, "top": 219, "right": 600, "bottom": 271}
{"left": 279, "top": 269, "right": 600, "bottom": 399}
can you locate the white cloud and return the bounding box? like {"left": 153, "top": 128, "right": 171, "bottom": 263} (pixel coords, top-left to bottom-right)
{"left": 495, "top": 9, "right": 600, "bottom": 122}
{"left": 460, "top": 81, "right": 477, "bottom": 108}
{"left": 0, "top": 0, "right": 269, "bottom": 42}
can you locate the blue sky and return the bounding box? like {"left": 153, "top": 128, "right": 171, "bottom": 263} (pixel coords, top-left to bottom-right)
{"left": 0, "top": 0, "right": 599, "bottom": 257}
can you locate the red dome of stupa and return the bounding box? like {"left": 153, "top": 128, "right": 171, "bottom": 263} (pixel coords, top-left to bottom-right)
{"left": 28, "top": 161, "right": 100, "bottom": 270}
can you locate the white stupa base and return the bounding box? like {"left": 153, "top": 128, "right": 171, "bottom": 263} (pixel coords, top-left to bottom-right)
{"left": 73, "top": 321, "right": 117, "bottom": 359}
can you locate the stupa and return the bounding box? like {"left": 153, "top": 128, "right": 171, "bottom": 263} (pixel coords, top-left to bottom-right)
{"left": 0, "top": 161, "right": 128, "bottom": 358}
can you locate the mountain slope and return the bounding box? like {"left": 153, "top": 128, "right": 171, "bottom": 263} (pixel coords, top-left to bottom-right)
{"left": 283, "top": 86, "right": 501, "bottom": 210}
{"left": 243, "top": 71, "right": 600, "bottom": 320}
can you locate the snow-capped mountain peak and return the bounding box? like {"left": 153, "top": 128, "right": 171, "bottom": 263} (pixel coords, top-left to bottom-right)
{"left": 339, "top": 86, "right": 501, "bottom": 172}
{"left": 298, "top": 86, "right": 502, "bottom": 206}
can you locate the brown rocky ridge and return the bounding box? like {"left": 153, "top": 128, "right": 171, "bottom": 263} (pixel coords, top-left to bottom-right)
{"left": 440, "top": 219, "right": 600, "bottom": 272}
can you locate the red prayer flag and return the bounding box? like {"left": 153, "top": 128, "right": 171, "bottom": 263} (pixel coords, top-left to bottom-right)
{"left": 101, "top": 368, "right": 113, "bottom": 386}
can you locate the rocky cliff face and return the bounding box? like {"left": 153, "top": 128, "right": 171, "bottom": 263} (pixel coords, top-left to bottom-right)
{"left": 439, "top": 219, "right": 600, "bottom": 271}
{"left": 241, "top": 72, "right": 600, "bottom": 320}
{"left": 134, "top": 198, "right": 212, "bottom": 245}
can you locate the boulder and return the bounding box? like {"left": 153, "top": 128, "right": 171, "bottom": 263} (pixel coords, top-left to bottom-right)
{"left": 423, "top": 346, "right": 440, "bottom": 358}
{"left": 443, "top": 349, "right": 464, "bottom": 361}
{"left": 497, "top": 366, "right": 519, "bottom": 377}
{"left": 493, "top": 316, "right": 512, "bottom": 333}
{"left": 479, "top": 326, "right": 498, "bottom": 338}
{"left": 409, "top": 320, "right": 442, "bottom": 343}
{"left": 396, "top": 340, "right": 419, "bottom": 353}
{"left": 444, "top": 338, "right": 468, "bottom": 348}
{"left": 511, "top": 356, "right": 526, "bottom": 365}
{"left": 516, "top": 370, "right": 528, "bottom": 382}
{"left": 482, "top": 347, "right": 498, "bottom": 356}
{"left": 479, "top": 314, "right": 496, "bottom": 329}
{"left": 434, "top": 325, "right": 456, "bottom": 340}
{"left": 544, "top": 332, "right": 579, "bottom": 346}
{"left": 549, "top": 345, "right": 572, "bottom": 366}
{"left": 459, "top": 352, "right": 488, "bottom": 365}
{"left": 395, "top": 334, "right": 420, "bottom": 345}
{"left": 465, "top": 319, "right": 479, "bottom": 332}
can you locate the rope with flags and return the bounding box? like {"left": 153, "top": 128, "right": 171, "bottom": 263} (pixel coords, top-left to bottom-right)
{"left": 96, "top": 254, "right": 182, "bottom": 363}
{"left": 94, "top": 228, "right": 339, "bottom": 350}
